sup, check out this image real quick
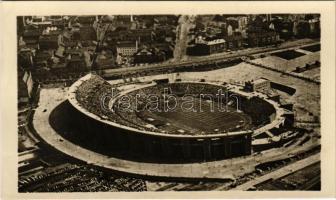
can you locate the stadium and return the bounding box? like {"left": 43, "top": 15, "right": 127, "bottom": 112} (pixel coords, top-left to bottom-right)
{"left": 64, "top": 73, "right": 298, "bottom": 163}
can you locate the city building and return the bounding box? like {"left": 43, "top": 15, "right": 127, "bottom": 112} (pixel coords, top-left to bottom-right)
{"left": 224, "top": 34, "right": 243, "bottom": 49}
{"left": 29, "top": 16, "right": 53, "bottom": 27}
{"left": 18, "top": 69, "right": 34, "bottom": 107}
{"left": 133, "top": 47, "right": 167, "bottom": 64}
{"left": 77, "top": 16, "right": 96, "bottom": 26}
{"left": 33, "top": 50, "right": 53, "bottom": 68}
{"left": 247, "top": 31, "right": 280, "bottom": 47}
{"left": 65, "top": 49, "right": 88, "bottom": 71}
{"left": 22, "top": 28, "right": 41, "bottom": 49}
{"left": 116, "top": 41, "right": 138, "bottom": 57}
{"left": 105, "top": 29, "right": 154, "bottom": 44}
{"left": 39, "top": 35, "right": 59, "bottom": 50}
{"left": 18, "top": 48, "right": 35, "bottom": 69}
{"left": 79, "top": 26, "right": 96, "bottom": 41}
{"left": 189, "top": 38, "right": 226, "bottom": 55}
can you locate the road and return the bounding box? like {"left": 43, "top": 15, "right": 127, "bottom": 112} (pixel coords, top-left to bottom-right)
{"left": 230, "top": 153, "right": 320, "bottom": 191}
{"left": 101, "top": 40, "right": 320, "bottom": 77}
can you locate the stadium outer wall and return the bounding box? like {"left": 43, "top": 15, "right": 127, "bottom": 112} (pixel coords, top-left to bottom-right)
{"left": 66, "top": 74, "right": 285, "bottom": 162}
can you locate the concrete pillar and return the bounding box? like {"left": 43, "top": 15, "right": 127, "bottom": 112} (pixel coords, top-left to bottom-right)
{"left": 161, "top": 138, "right": 172, "bottom": 158}
{"left": 115, "top": 132, "right": 124, "bottom": 150}
{"left": 128, "top": 134, "right": 138, "bottom": 154}
{"left": 225, "top": 138, "right": 231, "bottom": 158}
{"left": 211, "top": 138, "right": 224, "bottom": 160}
{"left": 145, "top": 139, "right": 153, "bottom": 157}
{"left": 182, "top": 140, "right": 191, "bottom": 159}
{"left": 203, "top": 139, "right": 212, "bottom": 161}
{"left": 245, "top": 133, "right": 252, "bottom": 155}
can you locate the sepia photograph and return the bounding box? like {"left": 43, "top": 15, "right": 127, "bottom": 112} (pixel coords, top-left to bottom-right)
{"left": 1, "top": 1, "right": 335, "bottom": 199}
{"left": 16, "top": 13, "right": 322, "bottom": 192}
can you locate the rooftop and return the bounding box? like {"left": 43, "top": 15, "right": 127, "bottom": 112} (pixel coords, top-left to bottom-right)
{"left": 253, "top": 78, "right": 269, "bottom": 84}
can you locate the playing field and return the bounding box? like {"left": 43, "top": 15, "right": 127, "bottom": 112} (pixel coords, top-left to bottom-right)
{"left": 138, "top": 97, "right": 252, "bottom": 135}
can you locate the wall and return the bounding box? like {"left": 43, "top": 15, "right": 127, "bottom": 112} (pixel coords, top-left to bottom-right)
{"left": 67, "top": 100, "right": 252, "bottom": 163}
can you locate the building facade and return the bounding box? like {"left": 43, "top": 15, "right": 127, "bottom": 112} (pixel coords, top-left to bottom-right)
{"left": 247, "top": 31, "right": 280, "bottom": 47}
{"left": 116, "top": 42, "right": 138, "bottom": 57}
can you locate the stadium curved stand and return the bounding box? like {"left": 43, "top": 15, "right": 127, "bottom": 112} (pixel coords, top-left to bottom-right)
{"left": 75, "top": 77, "right": 275, "bottom": 135}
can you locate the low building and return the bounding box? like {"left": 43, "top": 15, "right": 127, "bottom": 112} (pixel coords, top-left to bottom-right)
{"left": 189, "top": 38, "right": 226, "bottom": 55}
{"left": 34, "top": 50, "right": 53, "bottom": 68}
{"left": 29, "top": 16, "right": 52, "bottom": 27}
{"left": 79, "top": 26, "right": 97, "bottom": 41}
{"left": 244, "top": 78, "right": 270, "bottom": 93}
{"left": 39, "top": 35, "right": 59, "bottom": 50}
{"left": 224, "top": 34, "right": 243, "bottom": 49}
{"left": 296, "top": 19, "right": 320, "bottom": 38}
{"left": 18, "top": 48, "right": 35, "bottom": 69}
{"left": 153, "top": 25, "right": 176, "bottom": 42}
{"left": 51, "top": 18, "right": 66, "bottom": 29}
{"left": 77, "top": 16, "right": 96, "bottom": 26}
{"left": 63, "top": 40, "right": 78, "bottom": 49}
{"left": 149, "top": 43, "right": 174, "bottom": 58}
{"left": 22, "top": 28, "right": 41, "bottom": 48}
{"left": 106, "top": 29, "right": 154, "bottom": 44}
{"left": 18, "top": 70, "right": 34, "bottom": 107}
{"left": 133, "top": 47, "right": 167, "bottom": 64}
{"left": 65, "top": 49, "right": 87, "bottom": 71}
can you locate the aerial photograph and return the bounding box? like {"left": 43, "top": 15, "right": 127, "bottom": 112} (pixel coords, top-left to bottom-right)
{"left": 17, "top": 14, "right": 321, "bottom": 192}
